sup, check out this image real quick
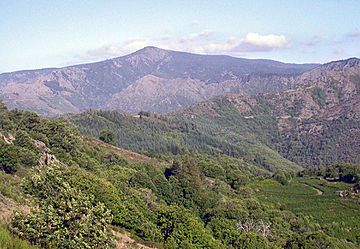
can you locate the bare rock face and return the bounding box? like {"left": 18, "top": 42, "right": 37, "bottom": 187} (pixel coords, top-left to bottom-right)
{"left": 271, "top": 58, "right": 360, "bottom": 127}
{"left": 33, "top": 140, "right": 49, "bottom": 152}
{"left": 0, "top": 47, "right": 318, "bottom": 116}
{"left": 0, "top": 132, "right": 15, "bottom": 144}
{"left": 34, "top": 140, "right": 58, "bottom": 166}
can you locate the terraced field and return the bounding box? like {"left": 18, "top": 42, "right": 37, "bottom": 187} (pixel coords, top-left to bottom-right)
{"left": 252, "top": 177, "right": 360, "bottom": 243}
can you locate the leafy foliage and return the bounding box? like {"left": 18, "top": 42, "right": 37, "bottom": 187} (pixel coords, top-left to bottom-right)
{"left": 156, "top": 205, "right": 222, "bottom": 248}
{"left": 10, "top": 164, "right": 114, "bottom": 249}
{"left": 302, "top": 163, "right": 360, "bottom": 183}
{"left": 99, "top": 129, "right": 115, "bottom": 144}
{"left": 0, "top": 144, "right": 19, "bottom": 173}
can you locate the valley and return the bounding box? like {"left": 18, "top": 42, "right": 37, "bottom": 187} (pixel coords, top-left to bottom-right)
{"left": 1, "top": 1, "right": 360, "bottom": 248}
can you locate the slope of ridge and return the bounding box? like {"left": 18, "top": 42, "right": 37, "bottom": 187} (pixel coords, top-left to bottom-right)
{"left": 70, "top": 108, "right": 302, "bottom": 173}
{"left": 70, "top": 58, "right": 360, "bottom": 168}
{"left": 0, "top": 47, "right": 318, "bottom": 116}
{"left": 179, "top": 57, "right": 360, "bottom": 166}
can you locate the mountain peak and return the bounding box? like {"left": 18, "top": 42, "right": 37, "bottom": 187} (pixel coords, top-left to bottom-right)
{"left": 126, "top": 46, "right": 170, "bottom": 62}
{"left": 0, "top": 47, "right": 324, "bottom": 116}
{"left": 321, "top": 57, "right": 360, "bottom": 71}
{"left": 139, "top": 46, "right": 166, "bottom": 51}
{"left": 133, "top": 46, "right": 169, "bottom": 55}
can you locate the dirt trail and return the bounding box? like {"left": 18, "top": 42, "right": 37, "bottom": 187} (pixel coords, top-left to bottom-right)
{"left": 303, "top": 184, "right": 324, "bottom": 195}
{"left": 312, "top": 186, "right": 324, "bottom": 195}
{"left": 0, "top": 193, "right": 30, "bottom": 223}
{"left": 114, "top": 231, "right": 159, "bottom": 249}
{"left": 0, "top": 193, "right": 16, "bottom": 222}
{"left": 85, "top": 137, "right": 161, "bottom": 165}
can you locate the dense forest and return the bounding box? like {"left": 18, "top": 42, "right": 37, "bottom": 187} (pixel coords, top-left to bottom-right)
{"left": 1, "top": 102, "right": 359, "bottom": 248}
{"left": 70, "top": 108, "right": 301, "bottom": 174}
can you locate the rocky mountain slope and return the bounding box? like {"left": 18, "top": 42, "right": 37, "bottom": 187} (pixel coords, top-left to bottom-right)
{"left": 70, "top": 58, "right": 360, "bottom": 168}
{"left": 179, "top": 58, "right": 360, "bottom": 166}
{"left": 0, "top": 47, "right": 317, "bottom": 116}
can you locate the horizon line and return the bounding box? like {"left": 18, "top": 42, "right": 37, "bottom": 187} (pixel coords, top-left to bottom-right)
{"left": 1, "top": 46, "right": 359, "bottom": 75}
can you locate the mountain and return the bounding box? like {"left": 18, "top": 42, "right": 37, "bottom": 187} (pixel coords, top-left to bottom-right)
{"left": 0, "top": 47, "right": 318, "bottom": 116}
{"left": 70, "top": 58, "right": 360, "bottom": 168}
{"left": 0, "top": 51, "right": 359, "bottom": 249}
{"left": 1, "top": 47, "right": 358, "bottom": 168}
{"left": 177, "top": 58, "right": 360, "bottom": 167}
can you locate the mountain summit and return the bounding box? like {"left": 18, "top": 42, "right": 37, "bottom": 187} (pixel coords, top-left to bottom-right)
{"left": 0, "top": 47, "right": 318, "bottom": 116}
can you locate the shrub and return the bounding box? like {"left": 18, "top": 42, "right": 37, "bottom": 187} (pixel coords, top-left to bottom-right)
{"left": 156, "top": 205, "right": 222, "bottom": 248}
{"left": 0, "top": 144, "right": 19, "bottom": 173}
{"left": 99, "top": 129, "right": 114, "bottom": 144}
{"left": 10, "top": 164, "right": 114, "bottom": 249}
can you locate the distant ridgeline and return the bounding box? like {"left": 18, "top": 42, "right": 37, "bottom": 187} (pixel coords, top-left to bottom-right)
{"left": 0, "top": 47, "right": 318, "bottom": 116}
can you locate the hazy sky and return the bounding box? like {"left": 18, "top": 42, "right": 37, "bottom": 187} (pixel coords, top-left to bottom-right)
{"left": 1, "top": 0, "right": 360, "bottom": 73}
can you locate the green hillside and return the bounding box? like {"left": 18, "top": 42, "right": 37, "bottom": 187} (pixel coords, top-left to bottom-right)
{"left": 70, "top": 107, "right": 301, "bottom": 174}
{"left": 1, "top": 102, "right": 359, "bottom": 248}
{"left": 252, "top": 178, "right": 360, "bottom": 243}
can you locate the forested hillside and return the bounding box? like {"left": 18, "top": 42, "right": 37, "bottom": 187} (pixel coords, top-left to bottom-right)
{"left": 1, "top": 102, "right": 359, "bottom": 248}
{"left": 70, "top": 109, "right": 301, "bottom": 173}
{"left": 70, "top": 58, "right": 360, "bottom": 168}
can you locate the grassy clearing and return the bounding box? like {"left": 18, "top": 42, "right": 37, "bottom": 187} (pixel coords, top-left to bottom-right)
{"left": 0, "top": 172, "right": 24, "bottom": 203}
{"left": 0, "top": 224, "right": 37, "bottom": 249}
{"left": 252, "top": 177, "right": 360, "bottom": 243}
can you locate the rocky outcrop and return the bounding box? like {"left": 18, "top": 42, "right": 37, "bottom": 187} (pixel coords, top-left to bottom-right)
{"left": 33, "top": 140, "right": 58, "bottom": 166}
{"left": 0, "top": 132, "right": 15, "bottom": 144}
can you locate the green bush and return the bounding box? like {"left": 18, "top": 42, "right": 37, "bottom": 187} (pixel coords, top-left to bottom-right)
{"left": 156, "top": 205, "right": 222, "bottom": 248}
{"left": 10, "top": 164, "right": 114, "bottom": 249}
{"left": 99, "top": 129, "right": 114, "bottom": 144}
{"left": 234, "top": 232, "right": 271, "bottom": 249}
{"left": 0, "top": 144, "right": 19, "bottom": 173}
{"left": 14, "top": 131, "right": 38, "bottom": 153}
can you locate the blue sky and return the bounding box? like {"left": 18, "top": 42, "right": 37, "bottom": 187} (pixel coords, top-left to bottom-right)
{"left": 0, "top": 0, "right": 359, "bottom": 73}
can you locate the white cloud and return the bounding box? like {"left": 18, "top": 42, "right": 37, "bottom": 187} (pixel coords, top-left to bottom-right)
{"left": 85, "top": 45, "right": 123, "bottom": 58}
{"left": 199, "top": 37, "right": 240, "bottom": 53}
{"left": 76, "top": 32, "right": 289, "bottom": 62}
{"left": 123, "top": 39, "right": 152, "bottom": 51}
{"left": 191, "top": 19, "right": 200, "bottom": 26}
{"left": 242, "top": 33, "right": 288, "bottom": 48}
{"left": 200, "top": 33, "right": 289, "bottom": 53}
{"left": 80, "top": 39, "right": 152, "bottom": 60}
